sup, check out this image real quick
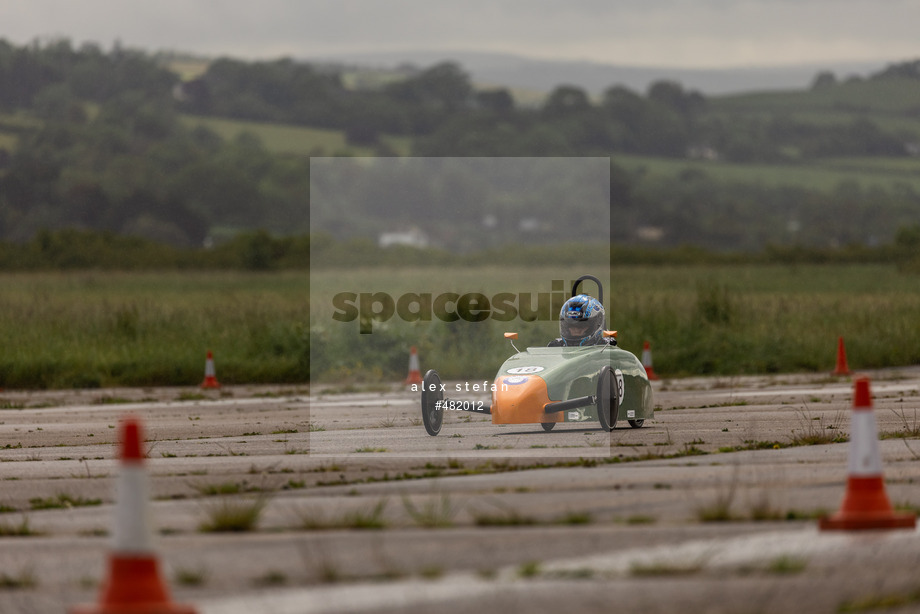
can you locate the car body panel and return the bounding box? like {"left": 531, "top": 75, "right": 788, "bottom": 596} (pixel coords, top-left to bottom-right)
{"left": 491, "top": 344, "right": 653, "bottom": 424}
{"left": 489, "top": 374, "right": 556, "bottom": 424}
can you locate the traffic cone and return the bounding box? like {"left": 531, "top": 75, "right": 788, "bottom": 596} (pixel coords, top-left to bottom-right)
{"left": 819, "top": 377, "right": 916, "bottom": 531}
{"left": 641, "top": 341, "right": 659, "bottom": 380}
{"left": 833, "top": 336, "right": 851, "bottom": 376}
{"left": 70, "top": 416, "right": 197, "bottom": 614}
{"left": 405, "top": 346, "right": 423, "bottom": 385}
{"left": 200, "top": 351, "right": 220, "bottom": 389}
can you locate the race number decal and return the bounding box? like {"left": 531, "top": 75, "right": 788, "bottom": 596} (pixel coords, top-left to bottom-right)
{"left": 507, "top": 366, "right": 544, "bottom": 375}
{"left": 615, "top": 368, "right": 625, "bottom": 405}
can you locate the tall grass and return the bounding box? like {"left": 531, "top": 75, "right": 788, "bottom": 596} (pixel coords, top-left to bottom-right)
{"left": 0, "top": 271, "right": 308, "bottom": 388}
{"left": 309, "top": 265, "right": 576, "bottom": 382}
{"left": 311, "top": 263, "right": 920, "bottom": 380}
{"left": 613, "top": 153, "right": 920, "bottom": 194}
{"left": 178, "top": 114, "right": 411, "bottom": 157}
{"left": 614, "top": 264, "right": 920, "bottom": 376}
{"left": 3, "top": 264, "right": 920, "bottom": 388}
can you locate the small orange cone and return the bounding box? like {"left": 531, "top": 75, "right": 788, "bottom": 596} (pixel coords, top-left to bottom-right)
{"left": 833, "top": 336, "right": 851, "bottom": 376}
{"left": 405, "top": 346, "right": 423, "bottom": 385}
{"left": 641, "top": 341, "right": 659, "bottom": 380}
{"left": 200, "top": 350, "right": 220, "bottom": 389}
{"left": 70, "top": 416, "right": 197, "bottom": 614}
{"left": 819, "top": 377, "right": 916, "bottom": 531}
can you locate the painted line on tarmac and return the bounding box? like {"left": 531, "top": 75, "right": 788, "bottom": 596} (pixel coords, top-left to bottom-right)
{"left": 196, "top": 526, "right": 920, "bottom": 614}
{"left": 12, "top": 396, "right": 308, "bottom": 415}
{"left": 197, "top": 574, "right": 501, "bottom": 614}
{"left": 711, "top": 382, "right": 919, "bottom": 399}
{"left": 310, "top": 399, "right": 415, "bottom": 408}
{"left": 538, "top": 525, "right": 920, "bottom": 577}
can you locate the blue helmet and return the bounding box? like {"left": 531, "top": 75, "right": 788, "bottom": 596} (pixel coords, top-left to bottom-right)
{"left": 559, "top": 294, "right": 605, "bottom": 346}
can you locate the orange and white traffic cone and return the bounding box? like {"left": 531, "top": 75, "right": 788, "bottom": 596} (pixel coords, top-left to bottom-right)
{"left": 200, "top": 350, "right": 220, "bottom": 389}
{"left": 833, "top": 336, "right": 851, "bottom": 376}
{"left": 819, "top": 376, "right": 916, "bottom": 531}
{"left": 641, "top": 341, "right": 659, "bottom": 381}
{"left": 405, "top": 346, "right": 423, "bottom": 386}
{"left": 70, "top": 416, "right": 197, "bottom": 613}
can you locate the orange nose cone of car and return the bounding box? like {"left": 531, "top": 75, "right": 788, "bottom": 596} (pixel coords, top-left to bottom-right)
{"left": 491, "top": 376, "right": 557, "bottom": 424}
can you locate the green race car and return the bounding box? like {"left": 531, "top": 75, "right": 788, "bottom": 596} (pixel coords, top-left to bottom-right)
{"left": 421, "top": 275, "right": 654, "bottom": 435}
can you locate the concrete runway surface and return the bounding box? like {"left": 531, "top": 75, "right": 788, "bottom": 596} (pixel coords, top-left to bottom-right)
{"left": 2, "top": 368, "right": 920, "bottom": 613}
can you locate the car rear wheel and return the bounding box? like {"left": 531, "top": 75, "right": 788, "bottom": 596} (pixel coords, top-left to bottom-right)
{"left": 540, "top": 422, "right": 556, "bottom": 432}
{"left": 628, "top": 419, "right": 644, "bottom": 428}
{"left": 596, "top": 366, "right": 619, "bottom": 432}
{"left": 421, "top": 369, "right": 444, "bottom": 436}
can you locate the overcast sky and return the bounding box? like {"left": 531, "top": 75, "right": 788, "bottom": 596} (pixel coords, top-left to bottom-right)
{"left": 1, "top": 0, "right": 918, "bottom": 69}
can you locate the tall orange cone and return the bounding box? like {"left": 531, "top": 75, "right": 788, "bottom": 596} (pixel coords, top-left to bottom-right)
{"left": 200, "top": 350, "right": 220, "bottom": 389}
{"left": 641, "top": 341, "right": 659, "bottom": 381}
{"left": 70, "top": 416, "right": 197, "bottom": 613}
{"left": 405, "top": 346, "right": 423, "bottom": 385}
{"left": 833, "top": 336, "right": 851, "bottom": 376}
{"left": 819, "top": 377, "right": 915, "bottom": 531}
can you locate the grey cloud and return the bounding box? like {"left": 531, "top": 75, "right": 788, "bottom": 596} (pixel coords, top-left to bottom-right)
{"left": 0, "top": 0, "right": 917, "bottom": 67}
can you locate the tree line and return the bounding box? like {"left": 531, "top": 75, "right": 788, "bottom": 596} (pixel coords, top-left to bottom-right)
{"left": 176, "top": 50, "right": 920, "bottom": 161}
{"left": 0, "top": 39, "right": 311, "bottom": 246}
{"left": 4, "top": 225, "right": 920, "bottom": 271}
{"left": 2, "top": 38, "right": 920, "bottom": 252}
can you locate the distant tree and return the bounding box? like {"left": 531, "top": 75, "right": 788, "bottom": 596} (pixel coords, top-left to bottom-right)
{"left": 894, "top": 223, "right": 920, "bottom": 253}
{"left": 413, "top": 115, "right": 523, "bottom": 156}
{"left": 647, "top": 80, "right": 705, "bottom": 116}
{"left": 602, "top": 85, "right": 642, "bottom": 111}
{"left": 871, "top": 60, "right": 920, "bottom": 81}
{"left": 519, "top": 124, "right": 574, "bottom": 156}
{"left": 177, "top": 78, "right": 212, "bottom": 114}
{"left": 811, "top": 71, "right": 837, "bottom": 89}
{"left": 475, "top": 88, "right": 515, "bottom": 114}
{"left": 193, "top": 56, "right": 344, "bottom": 126}
{"left": 62, "top": 182, "right": 112, "bottom": 228}
{"left": 345, "top": 121, "right": 380, "bottom": 146}
{"left": 602, "top": 86, "right": 645, "bottom": 139}
{"left": 542, "top": 85, "right": 591, "bottom": 118}
{"left": 386, "top": 61, "right": 473, "bottom": 112}
{"left": 341, "top": 93, "right": 410, "bottom": 138}
{"left": 32, "top": 83, "right": 87, "bottom": 123}
{"left": 0, "top": 148, "right": 62, "bottom": 210}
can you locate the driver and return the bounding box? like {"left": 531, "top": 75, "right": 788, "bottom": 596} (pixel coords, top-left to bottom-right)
{"left": 549, "top": 294, "right": 612, "bottom": 347}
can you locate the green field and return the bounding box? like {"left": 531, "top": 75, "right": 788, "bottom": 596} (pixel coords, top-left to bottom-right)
{"left": 178, "top": 114, "right": 413, "bottom": 157}
{"left": 0, "top": 271, "right": 309, "bottom": 389}
{"left": 0, "top": 132, "right": 16, "bottom": 150}
{"left": 163, "top": 57, "right": 211, "bottom": 81}
{"left": 2, "top": 264, "right": 920, "bottom": 389}
{"left": 712, "top": 78, "right": 920, "bottom": 115}
{"left": 614, "top": 153, "right": 920, "bottom": 192}
{"left": 611, "top": 264, "right": 920, "bottom": 374}
{"left": 0, "top": 110, "right": 42, "bottom": 152}
{"left": 310, "top": 263, "right": 920, "bottom": 381}
{"left": 770, "top": 110, "right": 920, "bottom": 135}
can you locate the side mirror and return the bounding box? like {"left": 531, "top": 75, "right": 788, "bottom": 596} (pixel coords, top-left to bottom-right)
{"left": 603, "top": 330, "right": 618, "bottom": 339}
{"left": 504, "top": 332, "right": 518, "bottom": 339}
